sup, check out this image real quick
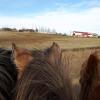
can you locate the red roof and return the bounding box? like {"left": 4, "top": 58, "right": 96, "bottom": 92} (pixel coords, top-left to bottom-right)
{"left": 73, "top": 31, "right": 92, "bottom": 35}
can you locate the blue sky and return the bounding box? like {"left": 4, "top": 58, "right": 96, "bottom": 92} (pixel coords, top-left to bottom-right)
{"left": 0, "top": 0, "right": 78, "bottom": 16}
{"left": 0, "top": 0, "right": 100, "bottom": 34}
{"left": 0, "top": 0, "right": 99, "bottom": 16}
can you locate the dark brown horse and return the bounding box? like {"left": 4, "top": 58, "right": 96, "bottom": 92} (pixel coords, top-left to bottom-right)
{"left": 80, "top": 51, "right": 100, "bottom": 100}
{"left": 0, "top": 48, "right": 18, "bottom": 100}
{"left": 12, "top": 42, "right": 75, "bottom": 100}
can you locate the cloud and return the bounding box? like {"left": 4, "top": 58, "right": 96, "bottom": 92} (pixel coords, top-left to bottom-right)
{"left": 70, "top": 0, "right": 100, "bottom": 8}
{"left": 0, "top": 5, "right": 100, "bottom": 34}
{"left": 54, "top": 0, "right": 100, "bottom": 13}
{"left": 32, "top": 7, "right": 100, "bottom": 34}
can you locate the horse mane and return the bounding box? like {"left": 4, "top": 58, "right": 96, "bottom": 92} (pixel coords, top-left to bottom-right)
{"left": 80, "top": 51, "right": 99, "bottom": 100}
{"left": 0, "top": 48, "right": 11, "bottom": 56}
{"left": 13, "top": 42, "right": 74, "bottom": 100}
{"left": 0, "top": 48, "right": 18, "bottom": 100}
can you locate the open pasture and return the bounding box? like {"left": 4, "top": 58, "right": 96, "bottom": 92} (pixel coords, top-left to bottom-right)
{"left": 0, "top": 31, "right": 100, "bottom": 49}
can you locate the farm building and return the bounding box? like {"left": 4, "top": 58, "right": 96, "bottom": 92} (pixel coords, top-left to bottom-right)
{"left": 72, "top": 31, "right": 94, "bottom": 37}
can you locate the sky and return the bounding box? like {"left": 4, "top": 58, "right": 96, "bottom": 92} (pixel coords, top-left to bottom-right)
{"left": 0, "top": 0, "right": 100, "bottom": 34}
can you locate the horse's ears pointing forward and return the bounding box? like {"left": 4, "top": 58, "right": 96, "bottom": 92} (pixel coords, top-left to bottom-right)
{"left": 11, "top": 43, "right": 33, "bottom": 79}
{"left": 46, "top": 42, "right": 61, "bottom": 65}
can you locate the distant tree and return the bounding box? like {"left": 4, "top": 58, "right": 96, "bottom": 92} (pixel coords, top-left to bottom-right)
{"left": 47, "top": 28, "right": 50, "bottom": 33}
{"left": 18, "top": 28, "right": 35, "bottom": 32}
{"left": 35, "top": 28, "right": 38, "bottom": 32}
{"left": 1, "top": 27, "right": 18, "bottom": 32}
{"left": 19, "top": 29, "right": 23, "bottom": 32}
{"left": 12, "top": 28, "right": 17, "bottom": 32}
{"left": 1, "top": 27, "right": 12, "bottom": 31}
{"left": 93, "top": 33, "right": 98, "bottom": 37}
{"left": 52, "top": 29, "right": 56, "bottom": 33}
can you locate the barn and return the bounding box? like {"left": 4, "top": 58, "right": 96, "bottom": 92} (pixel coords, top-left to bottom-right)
{"left": 72, "top": 31, "right": 93, "bottom": 37}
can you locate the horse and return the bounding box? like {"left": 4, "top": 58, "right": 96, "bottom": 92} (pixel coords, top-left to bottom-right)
{"left": 0, "top": 48, "right": 18, "bottom": 100}
{"left": 80, "top": 51, "right": 100, "bottom": 100}
{"left": 12, "top": 42, "right": 75, "bottom": 100}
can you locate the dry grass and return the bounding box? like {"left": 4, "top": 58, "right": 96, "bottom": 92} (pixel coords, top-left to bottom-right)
{"left": 0, "top": 31, "right": 100, "bottom": 50}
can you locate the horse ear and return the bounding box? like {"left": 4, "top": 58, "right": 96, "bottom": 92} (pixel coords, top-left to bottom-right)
{"left": 47, "top": 42, "right": 61, "bottom": 65}
{"left": 12, "top": 43, "right": 18, "bottom": 58}
{"left": 12, "top": 43, "right": 16, "bottom": 50}
{"left": 11, "top": 43, "right": 33, "bottom": 78}
{"left": 80, "top": 52, "right": 98, "bottom": 100}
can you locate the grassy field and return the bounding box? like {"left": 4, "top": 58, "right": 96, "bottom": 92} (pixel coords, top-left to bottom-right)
{"left": 0, "top": 31, "right": 100, "bottom": 49}
{"left": 0, "top": 31, "right": 100, "bottom": 94}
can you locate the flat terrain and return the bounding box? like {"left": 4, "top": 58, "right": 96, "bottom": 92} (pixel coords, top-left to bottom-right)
{"left": 0, "top": 31, "right": 100, "bottom": 97}
{"left": 0, "top": 31, "right": 100, "bottom": 49}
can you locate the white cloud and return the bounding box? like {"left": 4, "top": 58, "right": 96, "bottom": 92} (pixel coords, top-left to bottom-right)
{"left": 0, "top": 6, "right": 100, "bottom": 34}
{"left": 70, "top": 0, "right": 100, "bottom": 8}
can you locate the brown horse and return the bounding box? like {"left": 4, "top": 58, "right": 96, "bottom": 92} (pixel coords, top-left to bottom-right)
{"left": 12, "top": 42, "right": 75, "bottom": 100}
{"left": 80, "top": 51, "right": 100, "bottom": 100}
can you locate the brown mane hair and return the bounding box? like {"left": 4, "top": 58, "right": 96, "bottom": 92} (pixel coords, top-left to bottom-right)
{"left": 12, "top": 42, "right": 75, "bottom": 100}
{"left": 80, "top": 51, "right": 100, "bottom": 100}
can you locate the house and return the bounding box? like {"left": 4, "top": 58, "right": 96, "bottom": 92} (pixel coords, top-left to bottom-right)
{"left": 72, "top": 31, "right": 94, "bottom": 37}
